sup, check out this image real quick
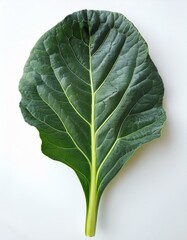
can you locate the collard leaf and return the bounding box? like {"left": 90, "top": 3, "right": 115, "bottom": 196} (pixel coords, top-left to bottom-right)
{"left": 19, "top": 10, "right": 166, "bottom": 236}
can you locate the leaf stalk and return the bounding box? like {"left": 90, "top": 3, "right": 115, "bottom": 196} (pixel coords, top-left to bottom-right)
{"left": 85, "top": 36, "right": 98, "bottom": 237}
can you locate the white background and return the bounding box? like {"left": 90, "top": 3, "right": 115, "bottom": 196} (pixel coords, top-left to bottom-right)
{"left": 1, "top": 0, "right": 187, "bottom": 239}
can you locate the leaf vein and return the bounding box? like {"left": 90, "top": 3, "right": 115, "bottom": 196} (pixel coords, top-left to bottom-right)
{"left": 97, "top": 149, "right": 134, "bottom": 193}
{"left": 91, "top": 28, "right": 111, "bottom": 56}
{"left": 55, "top": 30, "right": 90, "bottom": 87}
{"left": 36, "top": 88, "right": 91, "bottom": 166}
{"left": 23, "top": 103, "right": 66, "bottom": 134}
{"left": 43, "top": 138, "right": 90, "bottom": 182}
{"left": 96, "top": 86, "right": 153, "bottom": 178}
{"left": 68, "top": 37, "right": 89, "bottom": 71}
{"left": 42, "top": 42, "right": 91, "bottom": 126}
{"left": 95, "top": 36, "right": 127, "bottom": 94}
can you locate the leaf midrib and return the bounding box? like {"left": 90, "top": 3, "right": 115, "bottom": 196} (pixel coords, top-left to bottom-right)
{"left": 84, "top": 25, "right": 98, "bottom": 232}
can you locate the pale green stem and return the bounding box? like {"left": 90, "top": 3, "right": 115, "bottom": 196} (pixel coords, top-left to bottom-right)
{"left": 85, "top": 37, "right": 98, "bottom": 237}
{"left": 85, "top": 114, "right": 98, "bottom": 236}
{"left": 85, "top": 164, "right": 98, "bottom": 236}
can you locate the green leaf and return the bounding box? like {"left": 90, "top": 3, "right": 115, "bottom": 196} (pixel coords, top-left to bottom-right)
{"left": 19, "top": 10, "right": 166, "bottom": 236}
